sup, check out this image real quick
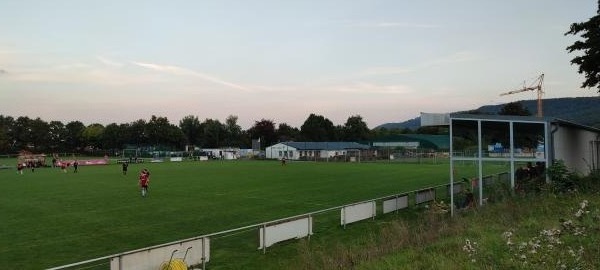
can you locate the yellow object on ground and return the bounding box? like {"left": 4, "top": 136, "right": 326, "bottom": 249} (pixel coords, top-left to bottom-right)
{"left": 159, "top": 259, "right": 187, "bottom": 270}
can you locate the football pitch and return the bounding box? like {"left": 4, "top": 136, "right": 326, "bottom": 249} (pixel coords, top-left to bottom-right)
{"left": 0, "top": 159, "right": 488, "bottom": 269}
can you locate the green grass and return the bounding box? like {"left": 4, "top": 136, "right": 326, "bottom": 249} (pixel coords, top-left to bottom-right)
{"left": 351, "top": 193, "right": 600, "bottom": 270}
{"left": 0, "top": 159, "right": 500, "bottom": 269}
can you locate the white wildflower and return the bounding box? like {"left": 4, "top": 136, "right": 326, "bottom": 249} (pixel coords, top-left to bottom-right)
{"left": 580, "top": 200, "right": 588, "bottom": 209}
{"left": 568, "top": 247, "right": 576, "bottom": 257}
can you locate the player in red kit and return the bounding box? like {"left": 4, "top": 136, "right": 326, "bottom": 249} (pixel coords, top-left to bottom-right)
{"left": 139, "top": 168, "right": 150, "bottom": 197}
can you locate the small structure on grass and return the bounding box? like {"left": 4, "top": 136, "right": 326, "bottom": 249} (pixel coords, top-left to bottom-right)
{"left": 265, "top": 142, "right": 371, "bottom": 161}
{"left": 421, "top": 113, "right": 600, "bottom": 216}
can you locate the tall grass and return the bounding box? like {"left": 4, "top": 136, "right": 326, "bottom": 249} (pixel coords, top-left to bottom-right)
{"left": 288, "top": 192, "right": 600, "bottom": 270}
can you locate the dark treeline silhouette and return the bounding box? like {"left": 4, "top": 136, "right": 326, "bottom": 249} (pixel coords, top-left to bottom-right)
{"left": 0, "top": 113, "right": 427, "bottom": 154}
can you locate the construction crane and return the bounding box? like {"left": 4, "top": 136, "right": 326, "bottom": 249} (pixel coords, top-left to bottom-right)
{"left": 499, "top": 73, "right": 545, "bottom": 117}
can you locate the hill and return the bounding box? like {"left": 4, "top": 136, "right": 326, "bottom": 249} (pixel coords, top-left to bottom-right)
{"left": 377, "top": 96, "right": 600, "bottom": 130}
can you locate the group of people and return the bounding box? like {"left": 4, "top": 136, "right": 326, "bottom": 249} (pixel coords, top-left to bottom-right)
{"left": 515, "top": 162, "right": 545, "bottom": 181}
{"left": 16, "top": 160, "right": 40, "bottom": 174}
{"left": 16, "top": 160, "right": 78, "bottom": 174}
{"left": 59, "top": 161, "right": 79, "bottom": 173}
{"left": 139, "top": 168, "right": 150, "bottom": 197}
{"left": 123, "top": 161, "right": 152, "bottom": 198}
{"left": 17, "top": 157, "right": 151, "bottom": 198}
{"left": 515, "top": 162, "right": 546, "bottom": 193}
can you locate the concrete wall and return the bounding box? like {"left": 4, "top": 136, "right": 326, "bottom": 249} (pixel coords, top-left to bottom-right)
{"left": 553, "top": 124, "right": 599, "bottom": 175}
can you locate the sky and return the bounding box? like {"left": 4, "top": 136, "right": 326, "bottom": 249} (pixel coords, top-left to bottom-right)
{"left": 1, "top": 0, "right": 599, "bottom": 129}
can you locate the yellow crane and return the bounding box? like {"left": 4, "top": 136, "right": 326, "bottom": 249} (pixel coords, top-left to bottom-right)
{"left": 499, "top": 73, "right": 545, "bottom": 117}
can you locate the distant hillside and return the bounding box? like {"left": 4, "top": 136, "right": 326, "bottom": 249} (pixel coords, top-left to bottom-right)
{"left": 376, "top": 96, "right": 600, "bottom": 130}
{"left": 377, "top": 117, "right": 421, "bottom": 130}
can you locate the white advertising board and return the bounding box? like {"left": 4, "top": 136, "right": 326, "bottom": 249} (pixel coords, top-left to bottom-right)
{"left": 110, "top": 238, "right": 209, "bottom": 270}
{"left": 341, "top": 201, "right": 376, "bottom": 226}
{"left": 420, "top": 112, "right": 450, "bottom": 126}
{"left": 449, "top": 183, "right": 463, "bottom": 195}
{"left": 415, "top": 188, "right": 436, "bottom": 204}
{"left": 382, "top": 195, "right": 409, "bottom": 214}
{"left": 258, "top": 216, "right": 313, "bottom": 249}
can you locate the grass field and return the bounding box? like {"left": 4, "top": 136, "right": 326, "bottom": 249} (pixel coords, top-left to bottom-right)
{"left": 0, "top": 159, "right": 498, "bottom": 269}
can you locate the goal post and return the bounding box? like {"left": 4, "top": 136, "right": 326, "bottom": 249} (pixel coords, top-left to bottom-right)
{"left": 122, "top": 149, "right": 140, "bottom": 158}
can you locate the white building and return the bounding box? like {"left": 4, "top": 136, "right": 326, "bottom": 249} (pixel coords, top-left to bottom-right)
{"left": 265, "top": 142, "right": 371, "bottom": 161}
{"left": 201, "top": 148, "right": 240, "bottom": 160}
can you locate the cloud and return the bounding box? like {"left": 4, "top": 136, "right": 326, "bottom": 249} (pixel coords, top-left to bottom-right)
{"left": 370, "top": 22, "right": 440, "bottom": 28}
{"left": 360, "top": 67, "right": 412, "bottom": 76}
{"left": 96, "top": 56, "right": 124, "bottom": 67}
{"left": 327, "top": 82, "right": 414, "bottom": 95}
{"left": 359, "top": 51, "right": 480, "bottom": 78}
{"left": 316, "top": 20, "right": 441, "bottom": 29}
{"left": 4, "top": 60, "right": 161, "bottom": 86}
{"left": 132, "top": 61, "right": 251, "bottom": 92}
{"left": 422, "top": 51, "right": 481, "bottom": 67}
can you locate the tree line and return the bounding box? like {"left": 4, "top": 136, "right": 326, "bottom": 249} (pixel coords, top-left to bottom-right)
{"left": 0, "top": 113, "right": 429, "bottom": 155}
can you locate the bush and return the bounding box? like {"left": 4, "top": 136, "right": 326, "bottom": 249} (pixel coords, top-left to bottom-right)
{"left": 546, "top": 160, "right": 579, "bottom": 193}
{"left": 577, "top": 169, "right": 600, "bottom": 192}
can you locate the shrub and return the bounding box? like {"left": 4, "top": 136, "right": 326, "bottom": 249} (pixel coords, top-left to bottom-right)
{"left": 546, "top": 160, "right": 579, "bottom": 193}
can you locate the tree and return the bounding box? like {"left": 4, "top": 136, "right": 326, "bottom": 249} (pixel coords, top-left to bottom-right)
{"left": 300, "top": 114, "right": 336, "bottom": 141}
{"left": 146, "top": 115, "right": 173, "bottom": 147}
{"left": 224, "top": 115, "right": 243, "bottom": 147}
{"left": 13, "top": 116, "right": 32, "bottom": 151}
{"left": 179, "top": 115, "right": 202, "bottom": 146}
{"left": 370, "top": 127, "right": 411, "bottom": 139}
{"left": 343, "top": 115, "right": 370, "bottom": 141}
{"left": 247, "top": 119, "right": 277, "bottom": 148}
{"left": 200, "top": 118, "right": 225, "bottom": 148}
{"left": 29, "top": 117, "right": 50, "bottom": 151}
{"left": 565, "top": 2, "right": 600, "bottom": 93}
{"left": 117, "top": 123, "right": 133, "bottom": 148}
{"left": 276, "top": 123, "right": 299, "bottom": 142}
{"left": 82, "top": 123, "right": 105, "bottom": 151}
{"left": 65, "top": 121, "right": 86, "bottom": 151}
{"left": 48, "top": 121, "right": 67, "bottom": 152}
{"left": 498, "top": 101, "right": 532, "bottom": 116}
{"left": 101, "top": 123, "right": 125, "bottom": 150}
{"left": 128, "top": 119, "right": 148, "bottom": 147}
{"left": 415, "top": 126, "right": 448, "bottom": 135}
{"left": 0, "top": 115, "right": 15, "bottom": 153}
{"left": 164, "top": 124, "right": 186, "bottom": 150}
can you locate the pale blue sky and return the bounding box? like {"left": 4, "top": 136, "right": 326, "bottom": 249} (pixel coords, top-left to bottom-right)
{"left": 1, "top": 0, "right": 598, "bottom": 129}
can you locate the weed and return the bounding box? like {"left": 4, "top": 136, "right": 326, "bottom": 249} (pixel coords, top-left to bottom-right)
{"left": 498, "top": 199, "right": 594, "bottom": 269}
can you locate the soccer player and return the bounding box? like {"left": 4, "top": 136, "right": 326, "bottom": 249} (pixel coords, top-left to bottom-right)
{"left": 17, "top": 162, "right": 24, "bottom": 175}
{"left": 139, "top": 168, "right": 150, "bottom": 197}
{"left": 73, "top": 160, "right": 79, "bottom": 173}
{"left": 122, "top": 162, "right": 129, "bottom": 175}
